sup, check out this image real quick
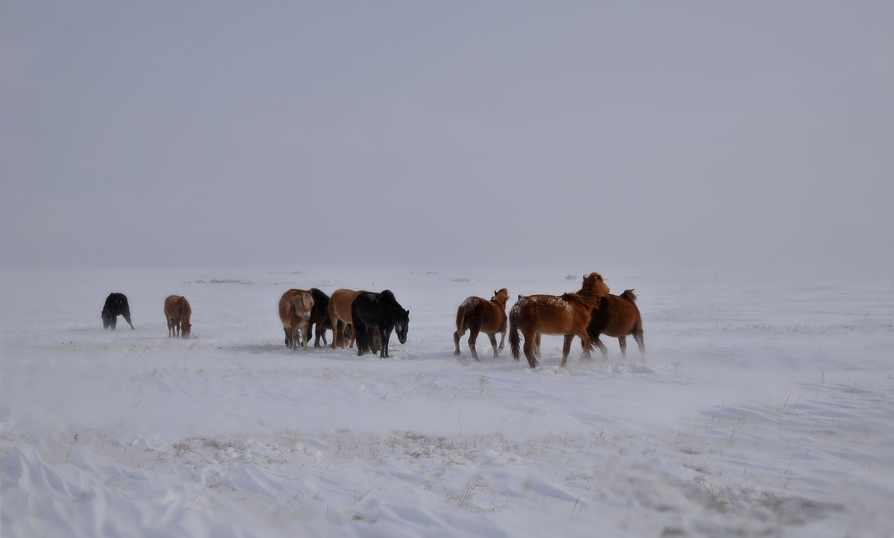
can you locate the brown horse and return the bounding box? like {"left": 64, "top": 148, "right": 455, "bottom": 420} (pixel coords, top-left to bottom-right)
{"left": 164, "top": 295, "right": 192, "bottom": 339}
{"left": 586, "top": 290, "right": 645, "bottom": 359}
{"left": 508, "top": 273, "right": 609, "bottom": 368}
{"left": 453, "top": 288, "right": 509, "bottom": 361}
{"left": 328, "top": 289, "right": 362, "bottom": 349}
{"left": 279, "top": 289, "right": 314, "bottom": 350}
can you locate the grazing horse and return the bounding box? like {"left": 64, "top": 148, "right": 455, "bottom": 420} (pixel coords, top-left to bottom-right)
{"left": 329, "top": 289, "right": 362, "bottom": 349}
{"left": 303, "top": 288, "right": 332, "bottom": 348}
{"left": 351, "top": 290, "right": 409, "bottom": 358}
{"left": 509, "top": 272, "right": 609, "bottom": 368}
{"left": 586, "top": 290, "right": 645, "bottom": 359}
{"left": 164, "top": 295, "right": 192, "bottom": 339}
{"left": 101, "top": 292, "right": 134, "bottom": 330}
{"left": 279, "top": 289, "right": 314, "bottom": 350}
{"left": 453, "top": 288, "right": 509, "bottom": 361}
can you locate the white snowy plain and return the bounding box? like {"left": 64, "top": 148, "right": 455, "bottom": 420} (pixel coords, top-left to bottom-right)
{"left": 1, "top": 263, "right": 892, "bottom": 538}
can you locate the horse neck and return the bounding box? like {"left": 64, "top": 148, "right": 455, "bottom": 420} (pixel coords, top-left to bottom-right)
{"left": 575, "top": 284, "right": 604, "bottom": 308}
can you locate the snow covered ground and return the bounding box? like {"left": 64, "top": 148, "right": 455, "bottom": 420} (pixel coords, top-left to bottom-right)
{"left": 1, "top": 263, "right": 892, "bottom": 537}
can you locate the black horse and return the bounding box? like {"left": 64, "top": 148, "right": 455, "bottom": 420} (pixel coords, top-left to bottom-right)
{"left": 305, "top": 287, "right": 333, "bottom": 348}
{"left": 101, "top": 292, "right": 134, "bottom": 330}
{"left": 351, "top": 290, "right": 409, "bottom": 358}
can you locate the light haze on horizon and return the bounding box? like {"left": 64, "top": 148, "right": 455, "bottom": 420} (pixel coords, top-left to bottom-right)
{"left": 2, "top": 2, "right": 892, "bottom": 271}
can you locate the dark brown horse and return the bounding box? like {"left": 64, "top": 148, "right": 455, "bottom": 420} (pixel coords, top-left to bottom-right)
{"left": 328, "top": 288, "right": 362, "bottom": 349}
{"left": 351, "top": 290, "right": 409, "bottom": 358}
{"left": 164, "top": 295, "right": 192, "bottom": 339}
{"left": 586, "top": 290, "right": 645, "bottom": 359}
{"left": 102, "top": 292, "right": 134, "bottom": 330}
{"left": 508, "top": 273, "right": 609, "bottom": 368}
{"left": 453, "top": 288, "right": 509, "bottom": 361}
{"left": 279, "top": 289, "right": 314, "bottom": 350}
{"left": 303, "top": 288, "right": 332, "bottom": 348}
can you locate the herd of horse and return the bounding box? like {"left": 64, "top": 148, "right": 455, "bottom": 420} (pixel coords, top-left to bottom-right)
{"left": 100, "top": 272, "right": 644, "bottom": 368}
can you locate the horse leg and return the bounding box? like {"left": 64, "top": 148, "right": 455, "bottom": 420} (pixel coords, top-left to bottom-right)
{"left": 576, "top": 329, "right": 592, "bottom": 363}
{"left": 315, "top": 324, "right": 328, "bottom": 348}
{"left": 522, "top": 329, "right": 538, "bottom": 368}
{"left": 498, "top": 328, "right": 506, "bottom": 352}
{"left": 468, "top": 328, "right": 481, "bottom": 361}
{"left": 633, "top": 327, "right": 645, "bottom": 359}
{"left": 561, "top": 335, "right": 574, "bottom": 367}
{"left": 533, "top": 333, "right": 542, "bottom": 358}
{"left": 347, "top": 324, "right": 356, "bottom": 349}
{"left": 297, "top": 323, "right": 306, "bottom": 350}
{"left": 283, "top": 326, "right": 290, "bottom": 347}
{"left": 487, "top": 333, "right": 499, "bottom": 358}
{"left": 331, "top": 319, "right": 341, "bottom": 349}
{"left": 594, "top": 337, "right": 609, "bottom": 359}
{"left": 618, "top": 335, "right": 627, "bottom": 357}
{"left": 453, "top": 330, "right": 462, "bottom": 356}
{"left": 355, "top": 321, "right": 368, "bottom": 356}
{"left": 380, "top": 327, "right": 392, "bottom": 359}
{"left": 124, "top": 314, "right": 134, "bottom": 330}
{"left": 110, "top": 316, "right": 117, "bottom": 330}
{"left": 371, "top": 328, "right": 381, "bottom": 355}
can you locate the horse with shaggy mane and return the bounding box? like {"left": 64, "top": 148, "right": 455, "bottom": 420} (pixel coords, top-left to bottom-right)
{"left": 509, "top": 272, "right": 609, "bottom": 368}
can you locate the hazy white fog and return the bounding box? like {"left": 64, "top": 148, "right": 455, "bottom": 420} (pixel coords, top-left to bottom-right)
{"left": 2, "top": 2, "right": 892, "bottom": 270}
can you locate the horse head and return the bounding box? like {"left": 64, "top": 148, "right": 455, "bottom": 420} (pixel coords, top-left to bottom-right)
{"left": 581, "top": 272, "right": 610, "bottom": 299}
{"left": 295, "top": 293, "right": 314, "bottom": 321}
{"left": 395, "top": 309, "right": 410, "bottom": 344}
{"left": 181, "top": 319, "right": 191, "bottom": 338}
{"left": 491, "top": 288, "right": 510, "bottom": 307}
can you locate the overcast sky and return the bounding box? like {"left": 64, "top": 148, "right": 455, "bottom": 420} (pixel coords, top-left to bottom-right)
{"left": 2, "top": 2, "right": 892, "bottom": 270}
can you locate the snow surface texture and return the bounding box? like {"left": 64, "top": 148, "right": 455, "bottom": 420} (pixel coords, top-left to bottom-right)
{"left": 1, "top": 264, "right": 892, "bottom": 537}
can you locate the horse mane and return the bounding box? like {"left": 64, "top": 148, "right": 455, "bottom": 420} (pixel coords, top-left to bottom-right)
{"left": 561, "top": 291, "right": 597, "bottom": 309}
{"left": 379, "top": 290, "right": 395, "bottom": 302}
{"left": 577, "top": 273, "right": 610, "bottom": 306}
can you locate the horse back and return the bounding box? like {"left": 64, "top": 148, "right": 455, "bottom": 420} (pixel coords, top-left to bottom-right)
{"left": 103, "top": 292, "right": 130, "bottom": 315}
{"left": 480, "top": 298, "right": 507, "bottom": 332}
{"left": 330, "top": 289, "right": 362, "bottom": 323}
{"left": 165, "top": 295, "right": 188, "bottom": 319}
{"left": 589, "top": 292, "right": 641, "bottom": 336}
{"left": 458, "top": 296, "right": 502, "bottom": 332}
{"left": 511, "top": 294, "right": 582, "bottom": 334}
{"left": 354, "top": 290, "right": 408, "bottom": 327}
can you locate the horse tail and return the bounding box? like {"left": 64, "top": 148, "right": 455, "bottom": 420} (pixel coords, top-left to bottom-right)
{"left": 455, "top": 305, "right": 467, "bottom": 337}
{"left": 508, "top": 309, "right": 521, "bottom": 361}
{"left": 620, "top": 289, "right": 637, "bottom": 303}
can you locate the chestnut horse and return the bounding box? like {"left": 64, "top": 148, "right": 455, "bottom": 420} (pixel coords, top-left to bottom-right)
{"left": 279, "top": 289, "right": 314, "bottom": 350}
{"left": 586, "top": 290, "right": 645, "bottom": 359}
{"left": 508, "top": 273, "right": 609, "bottom": 368}
{"left": 453, "top": 288, "right": 509, "bottom": 361}
{"left": 164, "top": 295, "right": 192, "bottom": 339}
{"left": 329, "top": 288, "right": 362, "bottom": 349}
{"left": 351, "top": 290, "right": 409, "bottom": 358}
